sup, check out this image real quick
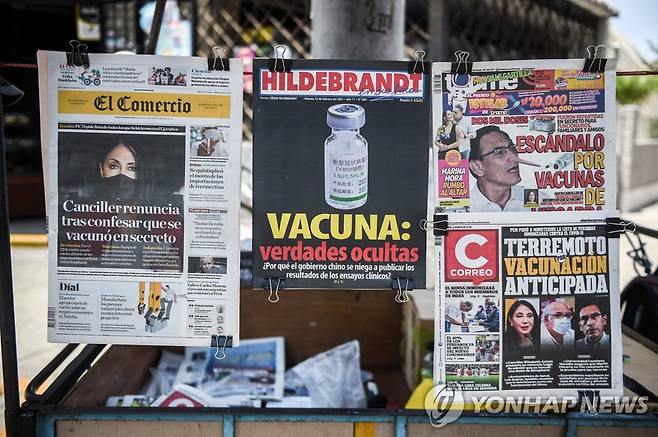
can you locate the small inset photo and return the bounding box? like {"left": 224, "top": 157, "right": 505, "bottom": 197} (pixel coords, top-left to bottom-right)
{"left": 524, "top": 189, "right": 539, "bottom": 207}
{"left": 475, "top": 335, "right": 500, "bottom": 362}
{"left": 445, "top": 296, "right": 499, "bottom": 333}
{"left": 445, "top": 363, "right": 499, "bottom": 391}
{"left": 190, "top": 126, "right": 230, "bottom": 158}
{"left": 148, "top": 66, "right": 187, "bottom": 86}
{"left": 188, "top": 256, "right": 227, "bottom": 274}
{"left": 528, "top": 115, "right": 556, "bottom": 133}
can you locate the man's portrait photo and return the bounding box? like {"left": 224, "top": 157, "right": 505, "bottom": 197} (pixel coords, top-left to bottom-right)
{"left": 575, "top": 298, "right": 610, "bottom": 357}
{"left": 189, "top": 256, "right": 227, "bottom": 274}
{"left": 468, "top": 125, "right": 540, "bottom": 212}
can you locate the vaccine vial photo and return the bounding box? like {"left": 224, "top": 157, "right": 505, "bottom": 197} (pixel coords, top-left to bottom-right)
{"left": 324, "top": 104, "right": 368, "bottom": 209}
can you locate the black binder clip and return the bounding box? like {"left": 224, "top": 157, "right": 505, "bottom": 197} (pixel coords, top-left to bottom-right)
{"left": 450, "top": 50, "right": 472, "bottom": 75}
{"left": 263, "top": 277, "right": 285, "bottom": 303}
{"left": 66, "top": 40, "right": 90, "bottom": 68}
{"left": 577, "top": 390, "right": 600, "bottom": 413}
{"left": 420, "top": 214, "right": 448, "bottom": 237}
{"left": 268, "top": 45, "right": 292, "bottom": 73}
{"left": 583, "top": 44, "right": 607, "bottom": 74}
{"left": 208, "top": 46, "right": 230, "bottom": 71}
{"left": 606, "top": 217, "right": 635, "bottom": 238}
{"left": 392, "top": 277, "right": 414, "bottom": 303}
{"left": 211, "top": 335, "right": 233, "bottom": 360}
{"left": 408, "top": 50, "right": 429, "bottom": 75}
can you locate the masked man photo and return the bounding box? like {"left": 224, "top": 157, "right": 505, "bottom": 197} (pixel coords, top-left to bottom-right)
{"left": 540, "top": 301, "right": 575, "bottom": 352}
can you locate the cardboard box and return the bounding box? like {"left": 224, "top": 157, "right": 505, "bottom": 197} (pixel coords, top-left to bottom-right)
{"left": 401, "top": 291, "right": 434, "bottom": 390}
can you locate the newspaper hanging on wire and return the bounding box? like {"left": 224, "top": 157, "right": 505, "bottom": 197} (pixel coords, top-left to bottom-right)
{"left": 431, "top": 59, "right": 616, "bottom": 213}
{"left": 38, "top": 51, "right": 243, "bottom": 346}
{"left": 433, "top": 211, "right": 623, "bottom": 400}
{"left": 251, "top": 59, "right": 430, "bottom": 289}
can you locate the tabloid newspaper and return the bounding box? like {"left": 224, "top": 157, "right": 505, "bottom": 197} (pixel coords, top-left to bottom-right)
{"left": 434, "top": 211, "right": 623, "bottom": 400}
{"left": 252, "top": 59, "right": 430, "bottom": 289}
{"left": 37, "top": 51, "right": 243, "bottom": 346}
{"left": 431, "top": 59, "right": 616, "bottom": 213}
{"left": 167, "top": 338, "right": 285, "bottom": 406}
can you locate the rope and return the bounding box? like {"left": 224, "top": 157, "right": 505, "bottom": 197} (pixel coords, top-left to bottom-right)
{"left": 0, "top": 62, "right": 655, "bottom": 77}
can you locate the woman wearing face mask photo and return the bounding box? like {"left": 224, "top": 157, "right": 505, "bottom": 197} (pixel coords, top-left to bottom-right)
{"left": 58, "top": 132, "right": 184, "bottom": 204}
{"left": 57, "top": 131, "right": 186, "bottom": 271}
{"left": 503, "top": 299, "right": 540, "bottom": 358}
{"left": 94, "top": 141, "right": 153, "bottom": 203}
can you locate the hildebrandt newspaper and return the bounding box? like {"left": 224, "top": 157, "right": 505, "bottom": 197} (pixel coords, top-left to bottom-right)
{"left": 38, "top": 52, "right": 242, "bottom": 346}
{"left": 434, "top": 211, "right": 623, "bottom": 400}
{"left": 251, "top": 59, "right": 430, "bottom": 289}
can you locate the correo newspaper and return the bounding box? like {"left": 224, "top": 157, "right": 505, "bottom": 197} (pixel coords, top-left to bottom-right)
{"left": 434, "top": 211, "right": 623, "bottom": 401}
